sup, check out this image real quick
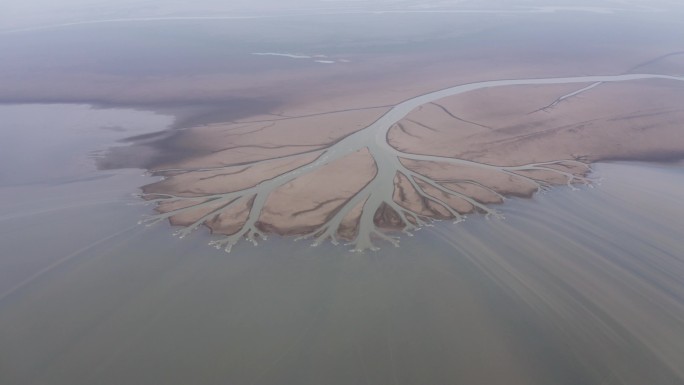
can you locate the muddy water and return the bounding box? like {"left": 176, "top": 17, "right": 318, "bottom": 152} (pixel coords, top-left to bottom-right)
{"left": 0, "top": 105, "right": 683, "bottom": 384}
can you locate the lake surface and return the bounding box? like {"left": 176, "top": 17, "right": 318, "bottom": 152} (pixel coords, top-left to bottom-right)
{"left": 0, "top": 104, "right": 682, "bottom": 384}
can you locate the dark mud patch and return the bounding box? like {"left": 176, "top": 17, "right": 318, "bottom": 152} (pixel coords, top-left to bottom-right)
{"left": 96, "top": 97, "right": 281, "bottom": 170}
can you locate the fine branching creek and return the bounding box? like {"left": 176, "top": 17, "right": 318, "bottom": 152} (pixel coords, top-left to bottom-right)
{"left": 141, "top": 73, "right": 684, "bottom": 252}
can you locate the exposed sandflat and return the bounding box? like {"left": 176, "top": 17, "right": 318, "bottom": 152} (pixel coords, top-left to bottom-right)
{"left": 143, "top": 74, "right": 684, "bottom": 246}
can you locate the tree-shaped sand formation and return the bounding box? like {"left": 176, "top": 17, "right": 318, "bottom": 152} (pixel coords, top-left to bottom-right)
{"left": 140, "top": 73, "right": 684, "bottom": 252}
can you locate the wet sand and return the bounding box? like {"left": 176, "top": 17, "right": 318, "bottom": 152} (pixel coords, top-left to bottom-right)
{"left": 140, "top": 73, "right": 684, "bottom": 251}
{"left": 390, "top": 79, "right": 684, "bottom": 164}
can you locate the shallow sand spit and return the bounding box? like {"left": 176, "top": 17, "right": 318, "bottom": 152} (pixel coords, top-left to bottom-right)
{"left": 141, "top": 73, "right": 684, "bottom": 251}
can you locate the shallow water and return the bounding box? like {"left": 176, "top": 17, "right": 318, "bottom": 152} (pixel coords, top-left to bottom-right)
{"left": 0, "top": 105, "right": 683, "bottom": 384}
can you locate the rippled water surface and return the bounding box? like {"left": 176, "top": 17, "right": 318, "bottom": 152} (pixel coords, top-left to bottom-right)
{"left": 1, "top": 105, "right": 683, "bottom": 384}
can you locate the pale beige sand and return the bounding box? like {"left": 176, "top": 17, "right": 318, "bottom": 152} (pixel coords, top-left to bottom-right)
{"left": 142, "top": 73, "right": 684, "bottom": 250}
{"left": 259, "top": 149, "right": 377, "bottom": 235}
{"left": 389, "top": 80, "right": 684, "bottom": 165}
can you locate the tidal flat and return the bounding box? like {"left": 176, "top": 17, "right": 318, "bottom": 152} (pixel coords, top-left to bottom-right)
{"left": 2, "top": 2, "right": 684, "bottom": 384}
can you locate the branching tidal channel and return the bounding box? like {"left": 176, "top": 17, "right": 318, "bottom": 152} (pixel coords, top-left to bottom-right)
{"left": 139, "top": 74, "right": 684, "bottom": 252}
